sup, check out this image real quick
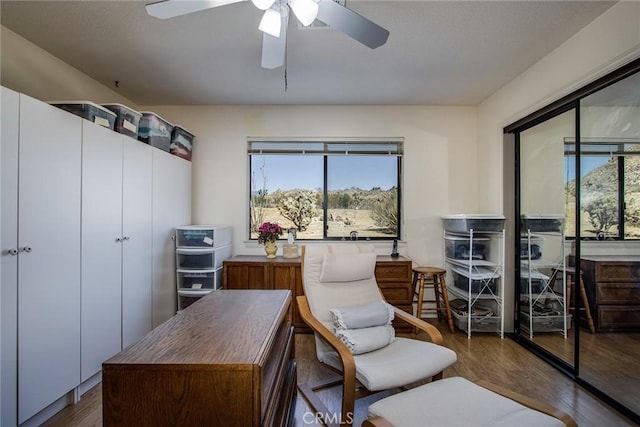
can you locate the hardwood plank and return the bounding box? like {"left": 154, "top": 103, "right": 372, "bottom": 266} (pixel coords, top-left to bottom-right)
{"left": 42, "top": 319, "right": 635, "bottom": 427}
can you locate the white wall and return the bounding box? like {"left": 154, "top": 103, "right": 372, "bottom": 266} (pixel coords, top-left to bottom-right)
{"left": 138, "top": 105, "right": 478, "bottom": 266}
{"left": 1, "top": 1, "right": 638, "bottom": 268}
{"left": 0, "top": 26, "right": 137, "bottom": 108}
{"left": 477, "top": 1, "right": 640, "bottom": 213}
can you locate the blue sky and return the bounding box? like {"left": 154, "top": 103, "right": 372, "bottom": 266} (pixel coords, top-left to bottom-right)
{"left": 565, "top": 156, "right": 611, "bottom": 182}
{"left": 250, "top": 155, "right": 398, "bottom": 193}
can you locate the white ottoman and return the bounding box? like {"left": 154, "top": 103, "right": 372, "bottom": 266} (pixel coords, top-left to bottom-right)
{"left": 364, "top": 377, "right": 576, "bottom": 427}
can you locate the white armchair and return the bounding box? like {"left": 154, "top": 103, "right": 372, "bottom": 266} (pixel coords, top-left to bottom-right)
{"left": 297, "top": 245, "right": 457, "bottom": 426}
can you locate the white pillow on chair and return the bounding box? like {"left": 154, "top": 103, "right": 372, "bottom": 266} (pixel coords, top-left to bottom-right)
{"left": 330, "top": 301, "right": 394, "bottom": 330}
{"left": 335, "top": 325, "right": 396, "bottom": 355}
{"left": 319, "top": 252, "right": 376, "bottom": 283}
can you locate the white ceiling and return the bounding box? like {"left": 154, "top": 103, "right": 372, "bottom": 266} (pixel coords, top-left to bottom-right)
{"left": 0, "top": 0, "right": 616, "bottom": 106}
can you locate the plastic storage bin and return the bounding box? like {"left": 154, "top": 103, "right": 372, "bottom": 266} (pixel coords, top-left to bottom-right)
{"left": 520, "top": 311, "right": 571, "bottom": 332}
{"left": 520, "top": 235, "right": 544, "bottom": 260}
{"left": 177, "top": 289, "right": 212, "bottom": 310}
{"left": 177, "top": 268, "right": 223, "bottom": 291}
{"left": 520, "top": 214, "right": 565, "bottom": 233}
{"left": 50, "top": 101, "right": 116, "bottom": 129}
{"left": 102, "top": 103, "right": 142, "bottom": 138}
{"left": 138, "top": 111, "right": 173, "bottom": 152}
{"left": 445, "top": 236, "right": 489, "bottom": 260}
{"left": 519, "top": 269, "right": 549, "bottom": 294}
{"left": 442, "top": 214, "right": 505, "bottom": 233}
{"left": 176, "top": 225, "right": 232, "bottom": 248}
{"left": 452, "top": 266, "right": 499, "bottom": 294}
{"left": 451, "top": 310, "right": 500, "bottom": 332}
{"left": 176, "top": 245, "right": 232, "bottom": 270}
{"left": 170, "top": 125, "right": 195, "bottom": 161}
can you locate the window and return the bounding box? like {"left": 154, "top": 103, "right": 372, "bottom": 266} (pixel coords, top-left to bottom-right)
{"left": 564, "top": 140, "right": 640, "bottom": 239}
{"left": 248, "top": 138, "right": 402, "bottom": 240}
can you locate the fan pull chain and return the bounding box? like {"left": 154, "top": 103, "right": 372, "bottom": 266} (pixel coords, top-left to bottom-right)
{"left": 284, "top": 66, "right": 288, "bottom": 92}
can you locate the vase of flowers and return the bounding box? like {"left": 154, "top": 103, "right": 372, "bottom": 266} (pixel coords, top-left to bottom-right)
{"left": 258, "top": 221, "right": 283, "bottom": 258}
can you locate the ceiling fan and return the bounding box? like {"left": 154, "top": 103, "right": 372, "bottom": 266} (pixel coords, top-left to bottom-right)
{"left": 145, "top": 0, "right": 389, "bottom": 69}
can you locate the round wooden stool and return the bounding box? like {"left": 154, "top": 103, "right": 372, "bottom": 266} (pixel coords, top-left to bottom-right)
{"left": 563, "top": 266, "right": 596, "bottom": 334}
{"left": 412, "top": 266, "right": 455, "bottom": 333}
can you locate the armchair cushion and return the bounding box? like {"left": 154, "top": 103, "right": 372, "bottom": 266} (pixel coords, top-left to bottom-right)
{"left": 319, "top": 251, "right": 377, "bottom": 283}
{"left": 335, "top": 324, "right": 395, "bottom": 355}
{"left": 330, "top": 301, "right": 394, "bottom": 330}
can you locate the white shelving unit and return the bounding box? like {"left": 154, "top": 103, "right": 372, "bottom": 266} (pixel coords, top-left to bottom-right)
{"left": 520, "top": 215, "right": 568, "bottom": 339}
{"left": 175, "top": 225, "right": 232, "bottom": 311}
{"left": 442, "top": 215, "right": 505, "bottom": 339}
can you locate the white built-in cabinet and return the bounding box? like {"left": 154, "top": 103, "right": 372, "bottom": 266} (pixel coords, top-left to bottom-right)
{"left": 1, "top": 88, "right": 82, "bottom": 424}
{"left": 80, "top": 123, "right": 153, "bottom": 382}
{"left": 0, "top": 87, "right": 190, "bottom": 426}
{"left": 152, "top": 149, "right": 192, "bottom": 327}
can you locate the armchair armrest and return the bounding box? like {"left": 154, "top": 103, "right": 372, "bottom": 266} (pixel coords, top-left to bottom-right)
{"left": 296, "top": 295, "right": 357, "bottom": 424}
{"left": 391, "top": 306, "right": 444, "bottom": 345}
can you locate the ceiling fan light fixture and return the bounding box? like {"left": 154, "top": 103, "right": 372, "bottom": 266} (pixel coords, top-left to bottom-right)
{"left": 288, "top": 0, "right": 318, "bottom": 27}
{"left": 258, "top": 8, "right": 282, "bottom": 37}
{"left": 251, "top": 0, "right": 276, "bottom": 11}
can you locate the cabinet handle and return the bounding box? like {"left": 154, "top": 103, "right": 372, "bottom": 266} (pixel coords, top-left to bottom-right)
{"left": 123, "top": 236, "right": 130, "bottom": 241}
{"left": 7, "top": 248, "right": 19, "bottom": 256}
{"left": 20, "top": 246, "right": 32, "bottom": 253}
{"left": 116, "top": 237, "right": 123, "bottom": 242}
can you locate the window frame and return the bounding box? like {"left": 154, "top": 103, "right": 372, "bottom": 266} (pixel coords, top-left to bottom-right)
{"left": 247, "top": 137, "right": 403, "bottom": 241}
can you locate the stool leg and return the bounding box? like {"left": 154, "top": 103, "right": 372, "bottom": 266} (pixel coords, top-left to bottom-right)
{"left": 432, "top": 274, "right": 442, "bottom": 321}
{"left": 578, "top": 273, "right": 596, "bottom": 334}
{"left": 437, "top": 274, "right": 455, "bottom": 333}
{"left": 415, "top": 273, "right": 426, "bottom": 334}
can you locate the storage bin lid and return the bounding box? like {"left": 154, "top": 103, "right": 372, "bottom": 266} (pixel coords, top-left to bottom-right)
{"left": 520, "top": 214, "right": 565, "bottom": 220}
{"left": 101, "top": 103, "right": 142, "bottom": 117}
{"left": 139, "top": 111, "right": 173, "bottom": 126}
{"left": 172, "top": 124, "right": 194, "bottom": 137}
{"left": 49, "top": 100, "right": 117, "bottom": 118}
{"left": 176, "top": 224, "right": 230, "bottom": 230}
{"left": 442, "top": 214, "right": 505, "bottom": 220}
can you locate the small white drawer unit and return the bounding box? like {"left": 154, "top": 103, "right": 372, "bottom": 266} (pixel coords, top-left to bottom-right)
{"left": 175, "top": 225, "right": 232, "bottom": 311}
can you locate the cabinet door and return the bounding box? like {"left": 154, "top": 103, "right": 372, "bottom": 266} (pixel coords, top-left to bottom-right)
{"left": 152, "top": 150, "right": 191, "bottom": 327}
{"left": 122, "top": 139, "right": 153, "bottom": 348}
{"left": 17, "top": 95, "right": 82, "bottom": 423}
{"left": 81, "top": 122, "right": 123, "bottom": 381}
{"left": 1, "top": 86, "right": 19, "bottom": 427}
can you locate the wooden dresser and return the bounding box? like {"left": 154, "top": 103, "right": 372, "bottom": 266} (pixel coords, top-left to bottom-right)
{"left": 581, "top": 256, "right": 640, "bottom": 332}
{"left": 223, "top": 255, "right": 414, "bottom": 332}
{"left": 102, "top": 290, "right": 296, "bottom": 426}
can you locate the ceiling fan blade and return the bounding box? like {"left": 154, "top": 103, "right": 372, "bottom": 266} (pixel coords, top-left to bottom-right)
{"left": 261, "top": 11, "right": 289, "bottom": 69}
{"left": 146, "top": 0, "right": 246, "bottom": 19}
{"left": 316, "top": 0, "right": 389, "bottom": 49}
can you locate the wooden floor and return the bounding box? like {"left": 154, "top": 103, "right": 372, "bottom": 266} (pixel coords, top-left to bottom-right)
{"left": 43, "top": 320, "right": 635, "bottom": 427}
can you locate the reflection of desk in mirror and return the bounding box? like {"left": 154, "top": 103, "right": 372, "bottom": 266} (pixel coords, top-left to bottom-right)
{"left": 581, "top": 256, "right": 640, "bottom": 332}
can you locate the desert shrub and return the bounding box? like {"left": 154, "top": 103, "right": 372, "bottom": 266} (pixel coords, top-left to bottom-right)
{"left": 276, "top": 190, "right": 318, "bottom": 232}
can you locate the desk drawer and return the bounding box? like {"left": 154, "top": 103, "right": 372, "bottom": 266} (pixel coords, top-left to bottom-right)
{"left": 261, "top": 318, "right": 294, "bottom": 421}
{"left": 596, "top": 283, "right": 640, "bottom": 305}
{"left": 598, "top": 305, "right": 640, "bottom": 331}
{"left": 379, "top": 282, "right": 412, "bottom": 304}
{"left": 375, "top": 263, "right": 412, "bottom": 282}
{"left": 595, "top": 263, "right": 640, "bottom": 282}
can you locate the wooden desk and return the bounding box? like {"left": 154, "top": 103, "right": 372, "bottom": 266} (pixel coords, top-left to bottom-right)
{"left": 581, "top": 256, "right": 640, "bottom": 332}
{"left": 102, "top": 290, "right": 296, "bottom": 426}
{"left": 223, "top": 255, "right": 414, "bottom": 332}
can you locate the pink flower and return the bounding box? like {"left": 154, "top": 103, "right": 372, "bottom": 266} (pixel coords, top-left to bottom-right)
{"left": 257, "top": 221, "right": 283, "bottom": 244}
